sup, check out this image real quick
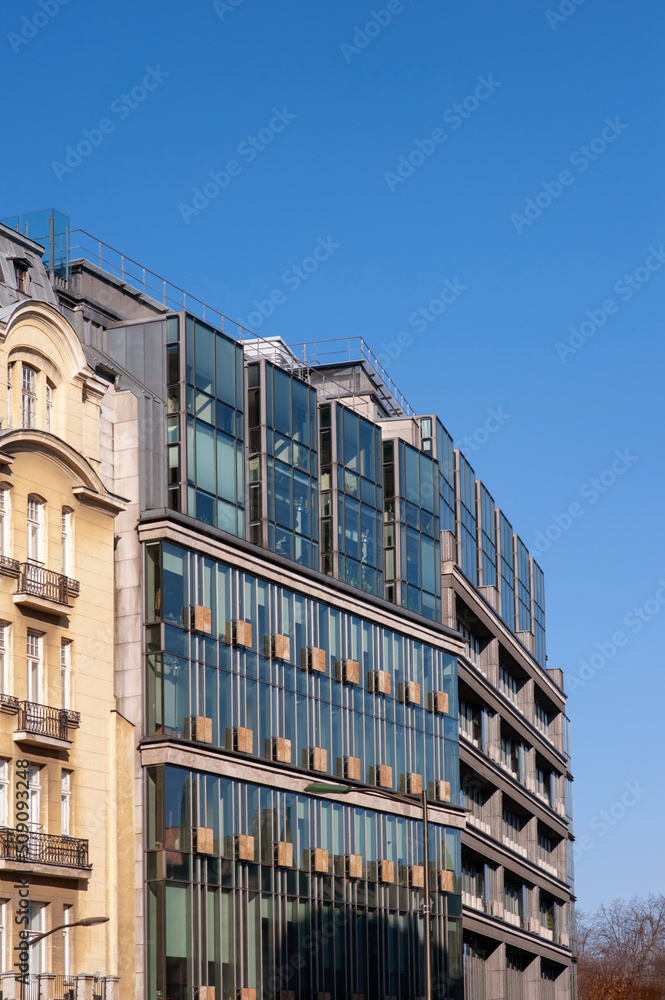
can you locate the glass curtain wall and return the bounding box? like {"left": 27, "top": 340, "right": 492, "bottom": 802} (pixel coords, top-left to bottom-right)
{"left": 180, "top": 315, "right": 245, "bottom": 535}
{"left": 455, "top": 452, "right": 477, "bottom": 586}
{"left": 145, "top": 541, "right": 460, "bottom": 800}
{"left": 146, "top": 766, "right": 463, "bottom": 1000}
{"left": 247, "top": 360, "right": 318, "bottom": 568}
{"left": 319, "top": 402, "right": 383, "bottom": 596}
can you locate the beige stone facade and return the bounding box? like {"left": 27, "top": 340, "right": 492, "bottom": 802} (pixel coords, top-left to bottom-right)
{"left": 0, "top": 301, "right": 134, "bottom": 997}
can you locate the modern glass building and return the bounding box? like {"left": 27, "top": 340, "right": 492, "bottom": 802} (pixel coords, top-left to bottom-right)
{"left": 0, "top": 213, "right": 575, "bottom": 1000}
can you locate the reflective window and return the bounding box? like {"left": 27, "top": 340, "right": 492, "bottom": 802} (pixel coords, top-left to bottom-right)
{"left": 456, "top": 452, "right": 477, "bottom": 585}
{"left": 499, "top": 511, "right": 515, "bottom": 631}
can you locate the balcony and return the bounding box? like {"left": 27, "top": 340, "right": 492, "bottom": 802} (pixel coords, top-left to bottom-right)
{"left": 15, "top": 701, "right": 80, "bottom": 749}
{"left": 0, "top": 828, "right": 91, "bottom": 878}
{"left": 13, "top": 563, "right": 79, "bottom": 615}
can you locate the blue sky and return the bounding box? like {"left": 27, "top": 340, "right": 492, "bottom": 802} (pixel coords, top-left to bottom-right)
{"left": 2, "top": 0, "right": 663, "bottom": 912}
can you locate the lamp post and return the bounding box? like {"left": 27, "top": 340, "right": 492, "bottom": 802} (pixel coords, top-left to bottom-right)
{"left": 21, "top": 916, "right": 109, "bottom": 1000}
{"left": 304, "top": 782, "right": 432, "bottom": 1000}
{"left": 28, "top": 914, "right": 109, "bottom": 947}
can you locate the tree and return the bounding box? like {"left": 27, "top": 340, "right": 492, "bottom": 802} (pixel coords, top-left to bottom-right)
{"left": 577, "top": 894, "right": 665, "bottom": 1000}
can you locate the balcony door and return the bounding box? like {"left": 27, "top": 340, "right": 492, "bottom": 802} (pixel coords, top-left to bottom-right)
{"left": 27, "top": 497, "right": 44, "bottom": 565}
{"left": 28, "top": 765, "right": 41, "bottom": 839}
{"left": 27, "top": 632, "right": 43, "bottom": 705}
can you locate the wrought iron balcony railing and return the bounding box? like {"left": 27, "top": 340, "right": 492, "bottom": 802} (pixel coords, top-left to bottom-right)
{"left": 17, "top": 700, "right": 80, "bottom": 740}
{"left": 0, "top": 827, "right": 91, "bottom": 868}
{"left": 0, "top": 554, "right": 20, "bottom": 577}
{"left": 15, "top": 563, "right": 79, "bottom": 606}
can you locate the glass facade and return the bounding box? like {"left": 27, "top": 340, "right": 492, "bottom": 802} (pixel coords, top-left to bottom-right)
{"left": 146, "top": 766, "right": 463, "bottom": 1000}
{"left": 498, "top": 511, "right": 515, "bottom": 632}
{"left": 319, "top": 402, "right": 383, "bottom": 596}
{"left": 145, "top": 542, "right": 460, "bottom": 800}
{"left": 180, "top": 315, "right": 245, "bottom": 535}
{"left": 478, "top": 485, "right": 497, "bottom": 589}
{"left": 515, "top": 536, "right": 531, "bottom": 634}
{"left": 532, "top": 560, "right": 546, "bottom": 667}
{"left": 247, "top": 361, "right": 318, "bottom": 568}
{"left": 455, "top": 452, "right": 477, "bottom": 586}
{"left": 435, "top": 420, "right": 455, "bottom": 536}
{"left": 383, "top": 440, "right": 440, "bottom": 621}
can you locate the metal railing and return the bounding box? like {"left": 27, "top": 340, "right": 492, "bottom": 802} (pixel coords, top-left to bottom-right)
{"left": 3, "top": 216, "right": 415, "bottom": 417}
{"left": 17, "top": 700, "right": 80, "bottom": 740}
{"left": 289, "top": 337, "right": 416, "bottom": 416}
{"left": 15, "top": 563, "right": 78, "bottom": 606}
{"left": 0, "top": 554, "right": 20, "bottom": 576}
{"left": 0, "top": 827, "right": 90, "bottom": 868}
{"left": 0, "top": 973, "right": 118, "bottom": 1000}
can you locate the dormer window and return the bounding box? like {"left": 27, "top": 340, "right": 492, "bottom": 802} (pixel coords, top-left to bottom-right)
{"left": 12, "top": 260, "right": 28, "bottom": 294}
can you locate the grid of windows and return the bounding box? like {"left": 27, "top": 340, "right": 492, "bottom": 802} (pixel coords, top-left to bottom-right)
{"left": 478, "top": 484, "right": 497, "bottom": 588}
{"left": 498, "top": 511, "right": 515, "bottom": 631}
{"left": 146, "top": 765, "right": 463, "bottom": 1000}
{"left": 247, "top": 362, "right": 318, "bottom": 568}
{"left": 184, "top": 316, "right": 244, "bottom": 535}
{"left": 533, "top": 560, "right": 546, "bottom": 666}
{"left": 456, "top": 452, "right": 477, "bottom": 585}
{"left": 515, "top": 536, "right": 531, "bottom": 633}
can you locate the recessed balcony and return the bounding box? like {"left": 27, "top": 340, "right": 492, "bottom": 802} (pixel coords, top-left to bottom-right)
{"left": 0, "top": 828, "right": 91, "bottom": 878}
{"left": 14, "top": 700, "right": 80, "bottom": 749}
{"left": 13, "top": 563, "right": 79, "bottom": 614}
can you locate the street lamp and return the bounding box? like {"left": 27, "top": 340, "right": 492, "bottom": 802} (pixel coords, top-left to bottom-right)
{"left": 304, "top": 782, "right": 432, "bottom": 1000}
{"left": 28, "top": 914, "right": 109, "bottom": 946}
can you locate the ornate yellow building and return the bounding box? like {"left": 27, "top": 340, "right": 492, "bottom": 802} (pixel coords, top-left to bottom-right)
{"left": 0, "top": 294, "right": 134, "bottom": 999}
